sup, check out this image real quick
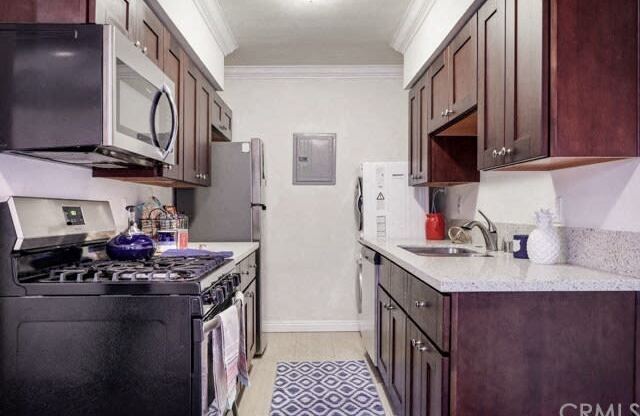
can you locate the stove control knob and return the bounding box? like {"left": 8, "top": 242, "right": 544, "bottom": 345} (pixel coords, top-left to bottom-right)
{"left": 202, "top": 290, "right": 214, "bottom": 304}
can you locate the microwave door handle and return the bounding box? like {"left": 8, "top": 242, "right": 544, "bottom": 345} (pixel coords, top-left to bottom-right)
{"left": 149, "top": 84, "right": 178, "bottom": 160}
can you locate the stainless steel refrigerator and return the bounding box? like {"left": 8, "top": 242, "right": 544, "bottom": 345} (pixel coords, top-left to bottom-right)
{"left": 176, "top": 138, "right": 267, "bottom": 355}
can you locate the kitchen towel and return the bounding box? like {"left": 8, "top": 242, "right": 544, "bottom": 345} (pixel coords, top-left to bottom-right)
{"left": 218, "top": 295, "right": 249, "bottom": 409}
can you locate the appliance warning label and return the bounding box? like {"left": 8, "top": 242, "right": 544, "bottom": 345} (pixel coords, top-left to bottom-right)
{"left": 376, "top": 192, "right": 385, "bottom": 210}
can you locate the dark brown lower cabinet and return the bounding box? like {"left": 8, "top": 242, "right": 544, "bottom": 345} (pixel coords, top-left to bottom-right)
{"left": 243, "top": 280, "right": 257, "bottom": 368}
{"left": 378, "top": 287, "right": 406, "bottom": 415}
{"left": 377, "top": 288, "right": 391, "bottom": 382}
{"left": 405, "top": 320, "right": 449, "bottom": 416}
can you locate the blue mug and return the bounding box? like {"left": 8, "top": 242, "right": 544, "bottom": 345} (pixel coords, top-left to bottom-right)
{"left": 513, "top": 235, "right": 529, "bottom": 259}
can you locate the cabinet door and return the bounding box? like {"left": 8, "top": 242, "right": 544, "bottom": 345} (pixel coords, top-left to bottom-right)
{"left": 477, "top": 0, "right": 506, "bottom": 169}
{"left": 427, "top": 52, "right": 450, "bottom": 134}
{"left": 244, "top": 281, "right": 257, "bottom": 366}
{"left": 504, "top": 0, "right": 547, "bottom": 164}
{"left": 377, "top": 288, "right": 391, "bottom": 384}
{"left": 417, "top": 79, "right": 429, "bottom": 185}
{"left": 102, "top": 0, "right": 138, "bottom": 42}
{"left": 161, "top": 32, "right": 184, "bottom": 180}
{"left": 405, "top": 321, "right": 449, "bottom": 416}
{"left": 139, "top": 1, "right": 164, "bottom": 67}
{"left": 182, "top": 61, "right": 199, "bottom": 184}
{"left": 388, "top": 298, "right": 407, "bottom": 415}
{"left": 408, "top": 85, "right": 419, "bottom": 185}
{"left": 212, "top": 94, "right": 233, "bottom": 141}
{"left": 196, "top": 75, "right": 212, "bottom": 186}
{"left": 448, "top": 15, "right": 477, "bottom": 120}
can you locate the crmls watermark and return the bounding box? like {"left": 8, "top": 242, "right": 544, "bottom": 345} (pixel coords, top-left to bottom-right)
{"left": 559, "top": 403, "right": 640, "bottom": 416}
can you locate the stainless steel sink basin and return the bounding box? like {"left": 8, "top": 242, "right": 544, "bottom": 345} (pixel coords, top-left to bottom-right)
{"left": 399, "top": 245, "right": 492, "bottom": 257}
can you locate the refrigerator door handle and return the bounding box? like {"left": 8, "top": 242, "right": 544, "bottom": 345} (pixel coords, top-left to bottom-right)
{"left": 251, "top": 203, "right": 267, "bottom": 211}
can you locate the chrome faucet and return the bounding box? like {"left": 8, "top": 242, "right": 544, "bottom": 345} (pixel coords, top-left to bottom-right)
{"left": 461, "top": 210, "right": 499, "bottom": 251}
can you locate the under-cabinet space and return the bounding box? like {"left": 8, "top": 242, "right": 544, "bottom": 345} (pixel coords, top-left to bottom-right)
{"left": 428, "top": 135, "right": 479, "bottom": 186}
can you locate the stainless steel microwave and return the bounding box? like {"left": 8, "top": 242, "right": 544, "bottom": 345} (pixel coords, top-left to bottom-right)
{"left": 0, "top": 24, "right": 177, "bottom": 168}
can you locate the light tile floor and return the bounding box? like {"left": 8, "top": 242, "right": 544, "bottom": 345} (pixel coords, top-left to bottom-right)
{"left": 238, "top": 332, "right": 393, "bottom": 415}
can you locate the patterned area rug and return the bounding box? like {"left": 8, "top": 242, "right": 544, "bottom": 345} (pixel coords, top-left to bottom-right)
{"left": 269, "top": 360, "right": 385, "bottom": 416}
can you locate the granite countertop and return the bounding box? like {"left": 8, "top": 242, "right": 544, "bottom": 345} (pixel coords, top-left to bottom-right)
{"left": 359, "top": 238, "right": 640, "bottom": 293}
{"left": 188, "top": 241, "right": 259, "bottom": 263}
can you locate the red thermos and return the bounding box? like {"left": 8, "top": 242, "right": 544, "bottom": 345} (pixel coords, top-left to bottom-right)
{"left": 426, "top": 213, "right": 445, "bottom": 240}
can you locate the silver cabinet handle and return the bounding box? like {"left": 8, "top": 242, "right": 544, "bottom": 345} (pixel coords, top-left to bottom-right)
{"left": 492, "top": 149, "right": 498, "bottom": 159}
{"left": 498, "top": 147, "right": 507, "bottom": 156}
{"left": 142, "top": 46, "right": 148, "bottom": 54}
{"left": 441, "top": 110, "right": 446, "bottom": 117}
{"left": 386, "top": 304, "right": 396, "bottom": 311}
{"left": 417, "top": 345, "right": 429, "bottom": 352}
{"left": 447, "top": 108, "right": 455, "bottom": 115}
{"left": 415, "top": 300, "right": 429, "bottom": 308}
{"left": 134, "top": 40, "right": 141, "bottom": 48}
{"left": 506, "top": 148, "right": 513, "bottom": 156}
{"left": 411, "top": 339, "right": 424, "bottom": 347}
{"left": 195, "top": 173, "right": 201, "bottom": 179}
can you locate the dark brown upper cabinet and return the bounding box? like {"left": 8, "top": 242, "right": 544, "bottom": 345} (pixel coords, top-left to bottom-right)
{"left": 479, "top": 0, "right": 639, "bottom": 170}
{"left": 100, "top": 0, "right": 138, "bottom": 42}
{"left": 427, "top": 16, "right": 478, "bottom": 135}
{"left": 138, "top": 1, "right": 164, "bottom": 67}
{"left": 212, "top": 93, "right": 233, "bottom": 142}
{"left": 477, "top": 0, "right": 506, "bottom": 170}
{"left": 160, "top": 31, "right": 185, "bottom": 182}
{"left": 196, "top": 69, "right": 212, "bottom": 187}
{"left": 408, "top": 79, "right": 429, "bottom": 185}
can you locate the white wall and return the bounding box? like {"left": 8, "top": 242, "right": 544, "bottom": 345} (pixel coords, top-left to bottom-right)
{"left": 0, "top": 154, "right": 172, "bottom": 230}
{"left": 220, "top": 76, "right": 408, "bottom": 331}
{"left": 403, "top": 0, "right": 474, "bottom": 87}
{"left": 150, "top": 0, "right": 226, "bottom": 89}
{"left": 444, "top": 159, "right": 640, "bottom": 233}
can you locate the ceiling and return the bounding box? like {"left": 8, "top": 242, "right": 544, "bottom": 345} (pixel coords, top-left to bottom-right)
{"left": 219, "top": 0, "right": 411, "bottom": 65}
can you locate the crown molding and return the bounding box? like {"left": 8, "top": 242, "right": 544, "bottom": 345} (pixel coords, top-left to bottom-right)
{"left": 391, "top": 0, "right": 436, "bottom": 54}
{"left": 192, "top": 0, "right": 238, "bottom": 56}
{"left": 225, "top": 65, "right": 403, "bottom": 80}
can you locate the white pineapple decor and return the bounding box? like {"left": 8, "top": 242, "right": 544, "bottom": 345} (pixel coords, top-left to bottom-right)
{"left": 527, "top": 209, "right": 563, "bottom": 265}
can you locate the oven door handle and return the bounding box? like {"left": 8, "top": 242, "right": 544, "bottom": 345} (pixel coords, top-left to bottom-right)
{"left": 150, "top": 83, "right": 178, "bottom": 161}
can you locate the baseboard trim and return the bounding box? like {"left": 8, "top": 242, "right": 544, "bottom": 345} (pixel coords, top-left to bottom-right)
{"left": 263, "top": 320, "right": 359, "bottom": 333}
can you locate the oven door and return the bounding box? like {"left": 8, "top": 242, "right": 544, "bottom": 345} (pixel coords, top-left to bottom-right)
{"left": 105, "top": 25, "right": 177, "bottom": 165}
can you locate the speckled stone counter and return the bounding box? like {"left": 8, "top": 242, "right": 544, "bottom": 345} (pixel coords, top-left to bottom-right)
{"left": 359, "top": 238, "right": 640, "bottom": 292}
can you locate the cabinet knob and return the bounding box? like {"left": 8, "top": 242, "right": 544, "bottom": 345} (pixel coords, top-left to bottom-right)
{"left": 134, "top": 40, "right": 141, "bottom": 48}
{"left": 492, "top": 149, "right": 498, "bottom": 159}
{"left": 498, "top": 147, "right": 507, "bottom": 156}
{"left": 167, "top": 165, "right": 173, "bottom": 170}
{"left": 441, "top": 110, "right": 446, "bottom": 118}
{"left": 414, "top": 300, "right": 429, "bottom": 308}
{"left": 411, "top": 339, "right": 424, "bottom": 347}
{"left": 142, "top": 46, "right": 148, "bottom": 54}
{"left": 447, "top": 108, "right": 455, "bottom": 115}
{"left": 417, "top": 345, "right": 429, "bottom": 353}
{"left": 506, "top": 148, "right": 513, "bottom": 156}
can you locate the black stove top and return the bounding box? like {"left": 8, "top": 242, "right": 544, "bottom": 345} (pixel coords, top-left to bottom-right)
{"left": 38, "top": 256, "right": 231, "bottom": 284}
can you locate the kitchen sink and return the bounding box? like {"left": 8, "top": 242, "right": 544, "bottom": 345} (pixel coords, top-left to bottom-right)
{"left": 399, "top": 245, "right": 492, "bottom": 257}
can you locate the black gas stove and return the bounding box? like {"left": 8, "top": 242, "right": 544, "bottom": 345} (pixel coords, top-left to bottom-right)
{"left": 0, "top": 197, "right": 240, "bottom": 416}
{"left": 37, "top": 255, "right": 230, "bottom": 283}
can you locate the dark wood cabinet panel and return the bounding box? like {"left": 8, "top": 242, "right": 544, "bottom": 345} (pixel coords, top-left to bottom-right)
{"left": 377, "top": 288, "right": 391, "bottom": 383}
{"left": 139, "top": 1, "right": 164, "bottom": 67}
{"left": 161, "top": 32, "right": 184, "bottom": 181}
{"left": 0, "top": 0, "right": 94, "bottom": 23}
{"left": 408, "top": 277, "right": 450, "bottom": 352}
{"left": 212, "top": 93, "right": 233, "bottom": 142}
{"left": 101, "top": 0, "right": 137, "bottom": 41}
{"left": 409, "top": 78, "right": 429, "bottom": 186}
{"left": 388, "top": 298, "right": 407, "bottom": 415}
{"left": 408, "top": 85, "right": 419, "bottom": 185}
{"left": 196, "top": 72, "right": 212, "bottom": 186}
{"left": 182, "top": 62, "right": 199, "bottom": 184}
{"left": 244, "top": 280, "right": 257, "bottom": 367}
{"left": 427, "top": 52, "right": 450, "bottom": 134}
{"left": 550, "top": 0, "right": 638, "bottom": 158}
{"left": 448, "top": 15, "right": 477, "bottom": 120}
{"left": 389, "top": 263, "right": 408, "bottom": 311}
{"left": 405, "top": 320, "right": 449, "bottom": 416}
{"left": 477, "top": 0, "right": 506, "bottom": 169}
